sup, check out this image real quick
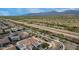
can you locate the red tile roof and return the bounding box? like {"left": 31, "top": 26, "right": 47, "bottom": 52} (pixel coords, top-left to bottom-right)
{"left": 17, "top": 36, "right": 41, "bottom": 47}
{"left": 17, "top": 32, "right": 29, "bottom": 39}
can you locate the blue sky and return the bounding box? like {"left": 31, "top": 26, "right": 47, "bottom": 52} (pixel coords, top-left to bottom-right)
{"left": 0, "top": 8, "right": 78, "bottom": 16}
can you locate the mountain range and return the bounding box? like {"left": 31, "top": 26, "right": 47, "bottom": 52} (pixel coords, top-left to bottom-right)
{"left": 25, "top": 10, "right": 79, "bottom": 16}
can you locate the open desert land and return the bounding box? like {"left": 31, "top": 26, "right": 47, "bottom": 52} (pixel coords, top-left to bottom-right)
{"left": 0, "top": 15, "right": 79, "bottom": 50}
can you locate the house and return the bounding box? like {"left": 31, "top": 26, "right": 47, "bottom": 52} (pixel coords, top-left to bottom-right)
{"left": 10, "top": 26, "right": 24, "bottom": 32}
{"left": 2, "top": 26, "right": 9, "bottom": 30}
{"left": 8, "top": 33, "right": 20, "bottom": 42}
{"left": 0, "top": 25, "right": 10, "bottom": 34}
{"left": 2, "top": 44, "right": 16, "bottom": 50}
{"left": 8, "top": 31, "right": 29, "bottom": 42}
{"left": 0, "top": 29, "right": 3, "bottom": 33}
{"left": 17, "top": 31, "right": 29, "bottom": 39}
{"left": 0, "top": 36, "right": 10, "bottom": 47}
{"left": 11, "top": 27, "right": 18, "bottom": 32}
{"left": 7, "top": 22, "right": 16, "bottom": 28}
{"left": 4, "top": 28, "right": 11, "bottom": 33}
{"left": 17, "top": 26, "right": 25, "bottom": 31}
{"left": 16, "top": 36, "right": 42, "bottom": 50}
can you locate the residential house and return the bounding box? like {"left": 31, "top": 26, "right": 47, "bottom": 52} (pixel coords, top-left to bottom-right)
{"left": 0, "top": 36, "right": 10, "bottom": 47}
{"left": 16, "top": 36, "right": 42, "bottom": 50}
{"left": 2, "top": 44, "right": 16, "bottom": 50}
{"left": 0, "top": 29, "right": 3, "bottom": 33}
{"left": 17, "top": 31, "right": 29, "bottom": 39}
{"left": 8, "top": 33, "right": 20, "bottom": 42}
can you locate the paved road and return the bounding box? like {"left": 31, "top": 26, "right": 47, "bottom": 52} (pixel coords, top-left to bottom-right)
{"left": 8, "top": 20, "right": 79, "bottom": 44}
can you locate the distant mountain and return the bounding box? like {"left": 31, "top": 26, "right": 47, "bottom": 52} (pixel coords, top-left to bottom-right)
{"left": 25, "top": 10, "right": 79, "bottom": 16}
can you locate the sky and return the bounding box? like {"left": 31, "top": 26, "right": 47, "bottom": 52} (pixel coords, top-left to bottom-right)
{"left": 0, "top": 8, "right": 78, "bottom": 16}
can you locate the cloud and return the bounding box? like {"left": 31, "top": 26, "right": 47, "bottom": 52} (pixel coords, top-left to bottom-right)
{"left": 55, "top": 8, "right": 78, "bottom": 12}
{"left": 26, "top": 8, "right": 45, "bottom": 13}
{"left": 69, "top": 8, "right": 76, "bottom": 10}
{"left": 0, "top": 11, "right": 10, "bottom": 16}
{"left": 25, "top": 8, "right": 78, "bottom": 13}
{"left": 0, "top": 8, "right": 78, "bottom": 16}
{"left": 55, "top": 9, "right": 68, "bottom": 12}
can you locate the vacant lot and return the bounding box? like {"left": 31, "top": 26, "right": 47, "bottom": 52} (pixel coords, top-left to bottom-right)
{"left": 1, "top": 16, "right": 79, "bottom": 33}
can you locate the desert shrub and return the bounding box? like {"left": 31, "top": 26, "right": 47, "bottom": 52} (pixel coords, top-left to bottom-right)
{"left": 41, "top": 43, "right": 49, "bottom": 49}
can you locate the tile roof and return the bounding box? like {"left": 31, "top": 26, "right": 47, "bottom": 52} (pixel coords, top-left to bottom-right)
{"left": 17, "top": 31, "right": 29, "bottom": 39}
{"left": 17, "top": 36, "right": 42, "bottom": 49}
{"left": 20, "top": 36, "right": 39, "bottom": 45}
